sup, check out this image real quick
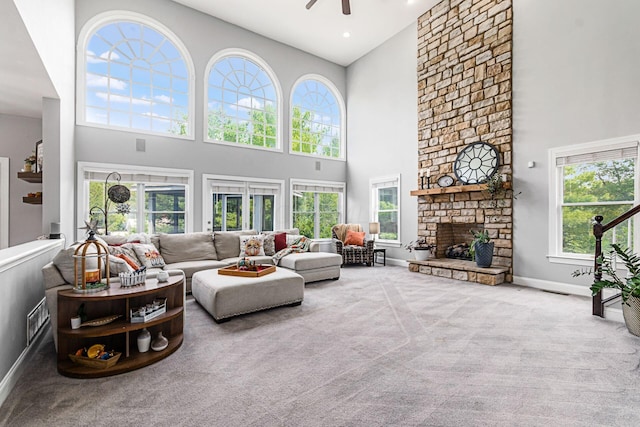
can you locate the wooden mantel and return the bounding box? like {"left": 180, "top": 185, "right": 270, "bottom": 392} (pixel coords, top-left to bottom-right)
{"left": 410, "top": 181, "right": 511, "bottom": 197}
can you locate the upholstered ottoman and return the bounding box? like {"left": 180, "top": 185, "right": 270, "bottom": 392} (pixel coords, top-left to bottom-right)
{"left": 276, "top": 252, "right": 342, "bottom": 283}
{"left": 191, "top": 267, "right": 304, "bottom": 322}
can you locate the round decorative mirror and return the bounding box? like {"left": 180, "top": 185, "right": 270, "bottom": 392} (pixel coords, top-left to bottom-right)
{"left": 453, "top": 142, "right": 499, "bottom": 184}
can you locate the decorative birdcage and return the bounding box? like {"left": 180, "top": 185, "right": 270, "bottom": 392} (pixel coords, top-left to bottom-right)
{"left": 73, "top": 230, "right": 110, "bottom": 293}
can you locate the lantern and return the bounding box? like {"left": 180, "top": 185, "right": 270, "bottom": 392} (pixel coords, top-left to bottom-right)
{"left": 73, "top": 230, "right": 110, "bottom": 292}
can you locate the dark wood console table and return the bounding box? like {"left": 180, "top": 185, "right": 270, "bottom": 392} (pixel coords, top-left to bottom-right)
{"left": 57, "top": 275, "right": 184, "bottom": 378}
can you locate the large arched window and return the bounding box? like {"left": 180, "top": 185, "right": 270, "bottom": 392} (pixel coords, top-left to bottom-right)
{"left": 290, "top": 75, "right": 345, "bottom": 160}
{"left": 77, "top": 11, "right": 194, "bottom": 138}
{"left": 205, "top": 49, "right": 281, "bottom": 150}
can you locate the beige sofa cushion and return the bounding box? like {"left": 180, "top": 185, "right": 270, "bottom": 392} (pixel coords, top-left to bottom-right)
{"left": 159, "top": 232, "right": 217, "bottom": 264}
{"left": 163, "top": 260, "right": 228, "bottom": 278}
{"left": 277, "top": 252, "right": 342, "bottom": 271}
{"left": 213, "top": 230, "right": 256, "bottom": 260}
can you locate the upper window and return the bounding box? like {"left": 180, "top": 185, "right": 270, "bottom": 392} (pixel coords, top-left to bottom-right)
{"left": 549, "top": 138, "right": 639, "bottom": 264}
{"left": 77, "top": 12, "right": 194, "bottom": 138}
{"left": 290, "top": 75, "right": 345, "bottom": 159}
{"left": 205, "top": 49, "right": 281, "bottom": 150}
{"left": 291, "top": 179, "right": 345, "bottom": 239}
{"left": 371, "top": 175, "right": 401, "bottom": 245}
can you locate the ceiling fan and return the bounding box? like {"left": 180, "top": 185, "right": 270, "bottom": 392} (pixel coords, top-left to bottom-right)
{"left": 306, "top": 0, "right": 351, "bottom": 15}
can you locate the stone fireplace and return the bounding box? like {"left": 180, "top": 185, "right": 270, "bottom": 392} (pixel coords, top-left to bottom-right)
{"left": 410, "top": 0, "right": 513, "bottom": 284}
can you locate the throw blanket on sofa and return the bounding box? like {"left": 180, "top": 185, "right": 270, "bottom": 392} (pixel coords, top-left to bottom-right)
{"left": 272, "top": 236, "right": 310, "bottom": 265}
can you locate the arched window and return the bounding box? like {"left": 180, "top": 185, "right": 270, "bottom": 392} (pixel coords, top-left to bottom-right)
{"left": 77, "top": 12, "right": 194, "bottom": 138}
{"left": 205, "top": 49, "right": 281, "bottom": 150}
{"left": 290, "top": 75, "right": 345, "bottom": 159}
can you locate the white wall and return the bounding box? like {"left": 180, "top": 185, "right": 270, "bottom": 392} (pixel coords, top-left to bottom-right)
{"left": 74, "top": 0, "right": 347, "bottom": 233}
{"left": 346, "top": 24, "right": 418, "bottom": 262}
{"left": 512, "top": 0, "right": 640, "bottom": 289}
{"left": 0, "top": 114, "right": 43, "bottom": 246}
{"left": 14, "top": 0, "right": 76, "bottom": 244}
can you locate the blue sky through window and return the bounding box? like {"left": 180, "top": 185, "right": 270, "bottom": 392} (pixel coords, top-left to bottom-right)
{"left": 85, "top": 21, "right": 190, "bottom": 136}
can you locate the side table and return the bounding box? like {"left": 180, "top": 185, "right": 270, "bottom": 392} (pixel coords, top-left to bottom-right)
{"left": 373, "top": 248, "right": 386, "bottom": 266}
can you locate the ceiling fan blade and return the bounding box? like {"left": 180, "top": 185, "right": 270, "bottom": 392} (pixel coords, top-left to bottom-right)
{"left": 306, "top": 0, "right": 318, "bottom": 10}
{"left": 342, "top": 0, "right": 351, "bottom": 15}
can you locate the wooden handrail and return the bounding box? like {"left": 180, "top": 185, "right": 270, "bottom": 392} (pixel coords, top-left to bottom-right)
{"left": 592, "top": 204, "right": 640, "bottom": 317}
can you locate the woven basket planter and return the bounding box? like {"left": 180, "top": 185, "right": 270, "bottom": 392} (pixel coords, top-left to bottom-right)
{"left": 622, "top": 296, "right": 640, "bottom": 337}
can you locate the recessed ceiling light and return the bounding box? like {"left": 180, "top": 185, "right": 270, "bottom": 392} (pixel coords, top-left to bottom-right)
{"left": 343, "top": 31, "right": 351, "bottom": 38}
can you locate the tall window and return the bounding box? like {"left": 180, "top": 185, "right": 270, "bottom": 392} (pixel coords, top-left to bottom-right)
{"left": 371, "top": 175, "right": 400, "bottom": 244}
{"left": 291, "top": 180, "right": 345, "bottom": 239}
{"left": 78, "top": 12, "right": 194, "bottom": 137}
{"left": 204, "top": 176, "right": 284, "bottom": 232}
{"left": 205, "top": 49, "right": 281, "bottom": 150}
{"left": 549, "top": 138, "right": 638, "bottom": 262}
{"left": 290, "top": 75, "right": 344, "bottom": 159}
{"left": 78, "top": 163, "right": 193, "bottom": 239}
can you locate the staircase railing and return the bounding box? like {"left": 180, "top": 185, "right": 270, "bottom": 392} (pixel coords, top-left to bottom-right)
{"left": 592, "top": 204, "right": 640, "bottom": 317}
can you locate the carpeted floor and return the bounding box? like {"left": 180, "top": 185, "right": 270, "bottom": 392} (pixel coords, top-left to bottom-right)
{"left": 2, "top": 266, "right": 640, "bottom": 426}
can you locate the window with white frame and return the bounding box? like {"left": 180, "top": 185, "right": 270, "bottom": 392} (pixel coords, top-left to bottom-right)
{"left": 78, "top": 163, "right": 193, "bottom": 240}
{"left": 291, "top": 179, "right": 345, "bottom": 239}
{"left": 205, "top": 49, "right": 281, "bottom": 150}
{"left": 549, "top": 138, "right": 638, "bottom": 262}
{"left": 77, "top": 12, "right": 194, "bottom": 137}
{"left": 203, "top": 175, "right": 284, "bottom": 232}
{"left": 370, "top": 175, "right": 400, "bottom": 244}
{"left": 290, "top": 75, "right": 344, "bottom": 159}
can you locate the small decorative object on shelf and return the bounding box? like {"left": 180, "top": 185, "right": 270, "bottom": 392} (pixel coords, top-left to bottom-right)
{"left": 73, "top": 229, "right": 110, "bottom": 293}
{"left": 151, "top": 331, "right": 169, "bottom": 352}
{"left": 119, "top": 268, "right": 147, "bottom": 287}
{"left": 23, "top": 151, "right": 36, "bottom": 172}
{"left": 157, "top": 270, "right": 169, "bottom": 282}
{"left": 437, "top": 175, "right": 455, "bottom": 188}
{"left": 130, "top": 297, "right": 167, "bottom": 323}
{"left": 137, "top": 328, "right": 151, "bottom": 353}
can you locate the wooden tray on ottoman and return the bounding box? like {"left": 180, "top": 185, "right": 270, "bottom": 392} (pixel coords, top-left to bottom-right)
{"left": 218, "top": 265, "right": 275, "bottom": 277}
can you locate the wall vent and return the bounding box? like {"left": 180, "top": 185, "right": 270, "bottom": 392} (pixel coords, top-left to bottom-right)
{"left": 26, "top": 297, "right": 49, "bottom": 345}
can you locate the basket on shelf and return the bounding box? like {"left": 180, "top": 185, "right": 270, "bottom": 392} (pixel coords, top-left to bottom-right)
{"left": 68, "top": 352, "right": 121, "bottom": 369}
{"left": 119, "top": 270, "right": 146, "bottom": 287}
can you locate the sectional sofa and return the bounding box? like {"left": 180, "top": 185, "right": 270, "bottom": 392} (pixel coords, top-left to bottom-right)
{"left": 42, "top": 228, "right": 342, "bottom": 348}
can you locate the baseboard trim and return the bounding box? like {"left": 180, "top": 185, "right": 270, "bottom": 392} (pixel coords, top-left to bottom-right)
{"left": 386, "top": 257, "right": 408, "bottom": 267}
{"left": 0, "top": 322, "right": 50, "bottom": 408}
{"left": 512, "top": 275, "right": 591, "bottom": 297}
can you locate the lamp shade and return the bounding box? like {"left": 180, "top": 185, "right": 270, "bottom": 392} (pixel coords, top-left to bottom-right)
{"left": 369, "top": 222, "right": 380, "bottom": 235}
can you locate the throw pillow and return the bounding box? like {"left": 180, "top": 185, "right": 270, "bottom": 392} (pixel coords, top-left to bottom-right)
{"left": 108, "top": 243, "right": 141, "bottom": 265}
{"left": 116, "top": 253, "right": 140, "bottom": 270}
{"left": 132, "top": 243, "right": 166, "bottom": 268}
{"left": 344, "top": 230, "right": 365, "bottom": 246}
{"left": 274, "top": 232, "right": 287, "bottom": 251}
{"left": 262, "top": 233, "right": 275, "bottom": 256}
{"left": 239, "top": 235, "right": 265, "bottom": 257}
{"left": 109, "top": 256, "right": 135, "bottom": 276}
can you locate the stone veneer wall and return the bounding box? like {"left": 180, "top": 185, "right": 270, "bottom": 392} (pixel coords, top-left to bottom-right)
{"left": 416, "top": 0, "right": 513, "bottom": 281}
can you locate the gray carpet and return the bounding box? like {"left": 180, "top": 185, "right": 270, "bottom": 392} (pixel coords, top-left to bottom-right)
{"left": 2, "top": 266, "right": 640, "bottom": 426}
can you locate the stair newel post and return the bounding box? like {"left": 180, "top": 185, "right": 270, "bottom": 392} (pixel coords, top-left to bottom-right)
{"left": 592, "top": 215, "right": 604, "bottom": 317}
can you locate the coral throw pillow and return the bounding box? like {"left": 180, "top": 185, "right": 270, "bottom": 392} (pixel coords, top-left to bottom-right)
{"left": 344, "top": 230, "right": 365, "bottom": 246}
{"left": 116, "top": 254, "right": 140, "bottom": 270}
{"left": 274, "top": 232, "right": 287, "bottom": 252}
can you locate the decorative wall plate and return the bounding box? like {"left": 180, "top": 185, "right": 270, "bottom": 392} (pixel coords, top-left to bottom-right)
{"left": 453, "top": 142, "right": 499, "bottom": 184}
{"left": 437, "top": 175, "right": 455, "bottom": 188}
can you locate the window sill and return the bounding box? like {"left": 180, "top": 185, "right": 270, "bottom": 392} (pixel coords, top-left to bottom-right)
{"left": 547, "top": 254, "right": 594, "bottom": 267}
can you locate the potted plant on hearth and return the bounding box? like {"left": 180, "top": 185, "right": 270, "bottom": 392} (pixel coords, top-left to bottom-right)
{"left": 573, "top": 244, "right": 640, "bottom": 337}
{"left": 404, "top": 237, "right": 436, "bottom": 261}
{"left": 469, "top": 229, "right": 493, "bottom": 267}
